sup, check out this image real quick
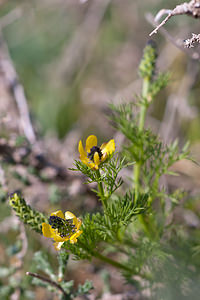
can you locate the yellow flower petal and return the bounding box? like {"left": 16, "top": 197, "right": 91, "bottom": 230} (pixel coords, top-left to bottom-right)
{"left": 101, "top": 139, "right": 115, "bottom": 155}
{"left": 42, "top": 209, "right": 83, "bottom": 250}
{"left": 70, "top": 230, "right": 83, "bottom": 244}
{"left": 52, "top": 233, "right": 65, "bottom": 242}
{"left": 65, "top": 211, "right": 82, "bottom": 229}
{"left": 88, "top": 161, "right": 96, "bottom": 169}
{"left": 86, "top": 135, "right": 97, "bottom": 152}
{"left": 100, "top": 142, "right": 106, "bottom": 150}
{"left": 101, "top": 153, "right": 107, "bottom": 162}
{"left": 51, "top": 210, "right": 65, "bottom": 219}
{"left": 54, "top": 241, "right": 64, "bottom": 251}
{"left": 94, "top": 152, "right": 100, "bottom": 168}
{"left": 65, "top": 211, "right": 76, "bottom": 220}
{"left": 76, "top": 218, "right": 82, "bottom": 230}
{"left": 42, "top": 223, "right": 63, "bottom": 241}
{"left": 78, "top": 140, "right": 87, "bottom": 158}
{"left": 42, "top": 223, "right": 53, "bottom": 238}
{"left": 82, "top": 156, "right": 90, "bottom": 165}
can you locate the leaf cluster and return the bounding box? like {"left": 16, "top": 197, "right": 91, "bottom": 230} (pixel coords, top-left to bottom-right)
{"left": 71, "top": 155, "right": 127, "bottom": 198}
{"left": 111, "top": 104, "right": 190, "bottom": 194}
{"left": 64, "top": 191, "right": 148, "bottom": 261}
{"left": 110, "top": 103, "right": 159, "bottom": 164}
{"left": 105, "top": 192, "right": 149, "bottom": 230}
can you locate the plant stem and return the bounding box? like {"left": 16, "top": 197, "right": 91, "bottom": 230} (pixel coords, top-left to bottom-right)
{"left": 79, "top": 241, "right": 151, "bottom": 279}
{"left": 96, "top": 169, "right": 106, "bottom": 208}
{"left": 134, "top": 77, "right": 149, "bottom": 201}
{"left": 78, "top": 240, "right": 131, "bottom": 272}
{"left": 92, "top": 250, "right": 131, "bottom": 272}
{"left": 26, "top": 272, "right": 68, "bottom": 297}
{"left": 92, "top": 249, "right": 152, "bottom": 280}
{"left": 98, "top": 180, "right": 104, "bottom": 199}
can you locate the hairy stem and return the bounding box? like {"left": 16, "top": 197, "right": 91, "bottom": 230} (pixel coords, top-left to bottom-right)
{"left": 96, "top": 169, "right": 106, "bottom": 208}
{"left": 92, "top": 249, "right": 152, "bottom": 280}
{"left": 134, "top": 77, "right": 149, "bottom": 201}
{"left": 92, "top": 250, "right": 131, "bottom": 272}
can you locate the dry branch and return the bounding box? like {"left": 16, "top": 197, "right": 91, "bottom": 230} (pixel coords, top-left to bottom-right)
{"left": 26, "top": 272, "right": 68, "bottom": 297}
{"left": 146, "top": 13, "right": 200, "bottom": 60}
{"left": 0, "top": 34, "right": 36, "bottom": 144}
{"left": 0, "top": 8, "right": 36, "bottom": 144}
{"left": 184, "top": 33, "right": 200, "bottom": 47}
{"left": 149, "top": 0, "right": 200, "bottom": 36}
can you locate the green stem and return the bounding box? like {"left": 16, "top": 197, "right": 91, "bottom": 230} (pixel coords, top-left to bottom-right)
{"left": 92, "top": 250, "right": 131, "bottom": 272}
{"left": 134, "top": 77, "right": 149, "bottom": 201}
{"left": 96, "top": 169, "right": 106, "bottom": 208}
{"left": 139, "top": 77, "right": 149, "bottom": 130}
{"left": 79, "top": 242, "right": 151, "bottom": 279}
{"left": 133, "top": 162, "right": 140, "bottom": 202}
{"left": 93, "top": 250, "right": 152, "bottom": 280}
{"left": 78, "top": 240, "right": 131, "bottom": 272}
{"left": 98, "top": 181, "right": 104, "bottom": 199}
{"left": 134, "top": 77, "right": 156, "bottom": 237}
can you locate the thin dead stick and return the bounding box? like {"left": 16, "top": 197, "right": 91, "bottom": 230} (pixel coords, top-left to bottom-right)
{"left": 149, "top": 12, "right": 172, "bottom": 37}
{"left": 184, "top": 33, "right": 200, "bottom": 47}
{"left": 26, "top": 272, "right": 68, "bottom": 296}
{"left": 149, "top": 0, "right": 200, "bottom": 36}
{"left": 0, "top": 8, "right": 36, "bottom": 144}
{"left": 146, "top": 13, "right": 200, "bottom": 60}
{"left": 0, "top": 34, "right": 36, "bottom": 144}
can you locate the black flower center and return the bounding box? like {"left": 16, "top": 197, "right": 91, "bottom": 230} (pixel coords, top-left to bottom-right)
{"left": 87, "top": 146, "right": 102, "bottom": 161}
{"left": 49, "top": 216, "right": 76, "bottom": 238}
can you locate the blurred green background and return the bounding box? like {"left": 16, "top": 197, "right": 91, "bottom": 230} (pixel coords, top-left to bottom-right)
{"left": 2, "top": 0, "right": 199, "bottom": 140}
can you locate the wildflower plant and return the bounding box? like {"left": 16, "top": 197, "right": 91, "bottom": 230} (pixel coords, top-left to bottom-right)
{"left": 8, "top": 41, "right": 200, "bottom": 299}
{"left": 42, "top": 210, "right": 82, "bottom": 250}
{"left": 78, "top": 134, "right": 115, "bottom": 170}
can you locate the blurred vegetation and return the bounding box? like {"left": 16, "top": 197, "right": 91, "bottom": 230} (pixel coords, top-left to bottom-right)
{"left": 1, "top": 0, "right": 200, "bottom": 299}
{"left": 3, "top": 0, "right": 199, "bottom": 138}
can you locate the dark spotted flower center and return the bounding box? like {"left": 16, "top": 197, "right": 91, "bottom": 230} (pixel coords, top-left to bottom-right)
{"left": 49, "top": 216, "right": 76, "bottom": 238}
{"left": 88, "top": 146, "right": 103, "bottom": 161}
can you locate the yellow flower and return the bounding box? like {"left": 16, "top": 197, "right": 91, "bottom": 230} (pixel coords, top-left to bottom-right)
{"left": 78, "top": 135, "right": 115, "bottom": 170}
{"left": 42, "top": 210, "right": 82, "bottom": 251}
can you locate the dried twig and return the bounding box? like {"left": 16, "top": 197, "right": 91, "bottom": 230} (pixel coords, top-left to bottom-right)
{"left": 149, "top": 0, "right": 200, "bottom": 36}
{"left": 146, "top": 13, "right": 200, "bottom": 60}
{"left": 0, "top": 9, "right": 36, "bottom": 144}
{"left": 26, "top": 272, "right": 68, "bottom": 297}
{"left": 0, "top": 34, "right": 36, "bottom": 144}
{"left": 184, "top": 33, "right": 200, "bottom": 47}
